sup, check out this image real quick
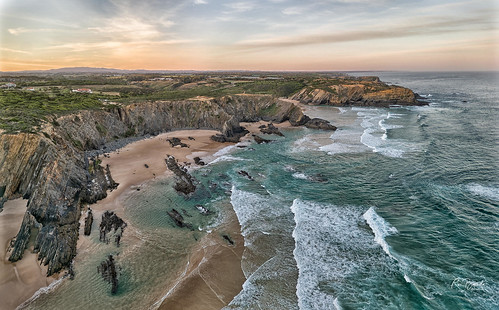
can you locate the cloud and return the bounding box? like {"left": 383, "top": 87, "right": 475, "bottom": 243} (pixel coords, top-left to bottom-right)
{"left": 8, "top": 27, "right": 57, "bottom": 35}
{"left": 282, "top": 7, "right": 303, "bottom": 15}
{"left": 234, "top": 15, "right": 495, "bottom": 49}
{"left": 41, "top": 39, "right": 193, "bottom": 52}
{"left": 194, "top": 0, "right": 207, "bottom": 4}
{"left": 0, "top": 47, "right": 31, "bottom": 54}
{"left": 224, "top": 2, "right": 255, "bottom": 13}
{"left": 88, "top": 17, "right": 167, "bottom": 40}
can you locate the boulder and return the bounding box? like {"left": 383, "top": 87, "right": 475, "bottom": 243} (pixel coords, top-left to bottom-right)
{"left": 259, "top": 123, "right": 284, "bottom": 136}
{"left": 304, "top": 118, "right": 337, "bottom": 131}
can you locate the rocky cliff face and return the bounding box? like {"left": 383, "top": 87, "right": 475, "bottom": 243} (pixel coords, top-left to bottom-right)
{"left": 290, "top": 81, "right": 424, "bottom": 107}
{"left": 0, "top": 94, "right": 315, "bottom": 276}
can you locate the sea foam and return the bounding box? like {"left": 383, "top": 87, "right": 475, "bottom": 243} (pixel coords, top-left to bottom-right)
{"left": 362, "top": 207, "right": 398, "bottom": 258}
{"left": 466, "top": 184, "right": 499, "bottom": 201}
{"left": 291, "top": 200, "right": 394, "bottom": 309}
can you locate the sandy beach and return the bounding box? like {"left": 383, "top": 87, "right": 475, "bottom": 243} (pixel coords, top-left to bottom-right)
{"left": 0, "top": 199, "right": 57, "bottom": 310}
{"left": 4, "top": 121, "right": 290, "bottom": 310}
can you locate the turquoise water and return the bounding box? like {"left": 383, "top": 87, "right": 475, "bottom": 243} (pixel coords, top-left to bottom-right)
{"left": 23, "top": 72, "right": 498, "bottom": 309}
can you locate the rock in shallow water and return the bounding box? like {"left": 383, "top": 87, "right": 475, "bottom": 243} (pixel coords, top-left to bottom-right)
{"left": 98, "top": 255, "right": 119, "bottom": 294}
{"left": 165, "top": 155, "right": 197, "bottom": 196}
{"left": 99, "top": 211, "right": 126, "bottom": 247}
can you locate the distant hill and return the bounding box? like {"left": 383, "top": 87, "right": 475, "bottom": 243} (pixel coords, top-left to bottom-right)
{"left": 0, "top": 67, "right": 200, "bottom": 75}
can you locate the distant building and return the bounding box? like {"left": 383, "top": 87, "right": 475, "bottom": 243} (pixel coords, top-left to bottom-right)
{"left": 26, "top": 87, "right": 36, "bottom": 91}
{"left": 1, "top": 83, "right": 16, "bottom": 88}
{"left": 72, "top": 88, "right": 92, "bottom": 93}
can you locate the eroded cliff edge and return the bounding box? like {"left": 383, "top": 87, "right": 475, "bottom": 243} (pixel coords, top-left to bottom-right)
{"left": 0, "top": 94, "right": 314, "bottom": 276}
{"left": 290, "top": 76, "right": 425, "bottom": 106}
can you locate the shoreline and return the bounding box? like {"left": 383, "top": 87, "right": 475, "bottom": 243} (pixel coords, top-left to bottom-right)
{"left": 9, "top": 121, "right": 291, "bottom": 310}
{"left": 0, "top": 199, "right": 58, "bottom": 310}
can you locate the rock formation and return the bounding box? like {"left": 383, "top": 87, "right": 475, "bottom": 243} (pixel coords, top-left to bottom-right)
{"left": 304, "top": 118, "right": 337, "bottom": 131}
{"left": 0, "top": 93, "right": 336, "bottom": 276}
{"left": 165, "top": 155, "right": 196, "bottom": 195}
{"left": 290, "top": 78, "right": 425, "bottom": 107}
{"left": 84, "top": 209, "right": 93, "bottom": 236}
{"left": 193, "top": 157, "right": 205, "bottom": 166}
{"left": 97, "top": 255, "right": 119, "bottom": 294}
{"left": 253, "top": 135, "right": 272, "bottom": 144}
{"left": 99, "top": 211, "right": 126, "bottom": 247}
{"left": 167, "top": 137, "right": 188, "bottom": 148}
{"left": 167, "top": 209, "right": 193, "bottom": 230}
{"left": 195, "top": 204, "right": 213, "bottom": 215}
{"left": 238, "top": 170, "right": 253, "bottom": 180}
{"left": 259, "top": 123, "right": 284, "bottom": 136}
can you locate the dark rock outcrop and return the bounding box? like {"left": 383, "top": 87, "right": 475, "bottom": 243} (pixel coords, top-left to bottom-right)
{"left": 167, "top": 137, "right": 188, "bottom": 148}
{"left": 84, "top": 209, "right": 93, "bottom": 236}
{"left": 238, "top": 170, "right": 253, "bottom": 180}
{"left": 259, "top": 123, "right": 284, "bottom": 136}
{"left": 99, "top": 211, "right": 126, "bottom": 247}
{"left": 97, "top": 255, "right": 119, "bottom": 294}
{"left": 165, "top": 155, "right": 196, "bottom": 195}
{"left": 304, "top": 118, "right": 337, "bottom": 131}
{"left": 253, "top": 135, "right": 272, "bottom": 144}
{"left": 222, "top": 234, "right": 235, "bottom": 246}
{"left": 193, "top": 157, "right": 205, "bottom": 166}
{"left": 167, "top": 209, "right": 193, "bottom": 230}
{"left": 211, "top": 116, "right": 249, "bottom": 143}
{"left": 85, "top": 159, "right": 119, "bottom": 204}
{"left": 195, "top": 204, "right": 213, "bottom": 215}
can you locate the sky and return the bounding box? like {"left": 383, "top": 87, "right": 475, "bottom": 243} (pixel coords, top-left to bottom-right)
{"left": 0, "top": 0, "right": 497, "bottom": 71}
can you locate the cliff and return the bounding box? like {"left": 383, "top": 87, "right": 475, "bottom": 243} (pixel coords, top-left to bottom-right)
{"left": 0, "top": 95, "right": 317, "bottom": 276}
{"left": 290, "top": 77, "right": 425, "bottom": 106}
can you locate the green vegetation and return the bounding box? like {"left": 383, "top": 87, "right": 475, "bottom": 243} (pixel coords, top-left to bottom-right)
{"left": 0, "top": 71, "right": 388, "bottom": 133}
{"left": 0, "top": 88, "right": 111, "bottom": 133}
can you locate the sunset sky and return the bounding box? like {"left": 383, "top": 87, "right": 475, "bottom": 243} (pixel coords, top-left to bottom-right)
{"left": 0, "top": 0, "right": 497, "bottom": 71}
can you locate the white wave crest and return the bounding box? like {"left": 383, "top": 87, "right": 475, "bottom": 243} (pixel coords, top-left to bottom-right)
{"left": 466, "top": 184, "right": 499, "bottom": 201}
{"left": 363, "top": 207, "right": 398, "bottom": 258}
{"left": 17, "top": 275, "right": 67, "bottom": 309}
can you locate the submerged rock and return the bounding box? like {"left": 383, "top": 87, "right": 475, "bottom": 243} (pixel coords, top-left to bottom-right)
{"left": 167, "top": 208, "right": 193, "bottom": 230}
{"left": 165, "top": 155, "right": 196, "bottom": 196}
{"left": 238, "top": 170, "right": 253, "bottom": 180}
{"left": 195, "top": 204, "right": 213, "bottom": 215}
{"left": 97, "top": 255, "right": 119, "bottom": 294}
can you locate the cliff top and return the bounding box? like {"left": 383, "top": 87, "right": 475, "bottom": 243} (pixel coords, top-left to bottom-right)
{"left": 0, "top": 72, "right": 417, "bottom": 134}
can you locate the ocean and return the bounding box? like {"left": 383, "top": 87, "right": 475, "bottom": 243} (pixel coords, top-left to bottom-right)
{"left": 23, "top": 72, "right": 498, "bottom": 310}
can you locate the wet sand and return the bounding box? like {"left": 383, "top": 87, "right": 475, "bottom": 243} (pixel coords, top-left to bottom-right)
{"left": 0, "top": 199, "right": 56, "bottom": 310}
{"left": 81, "top": 129, "right": 247, "bottom": 310}
{"left": 10, "top": 122, "right": 291, "bottom": 310}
